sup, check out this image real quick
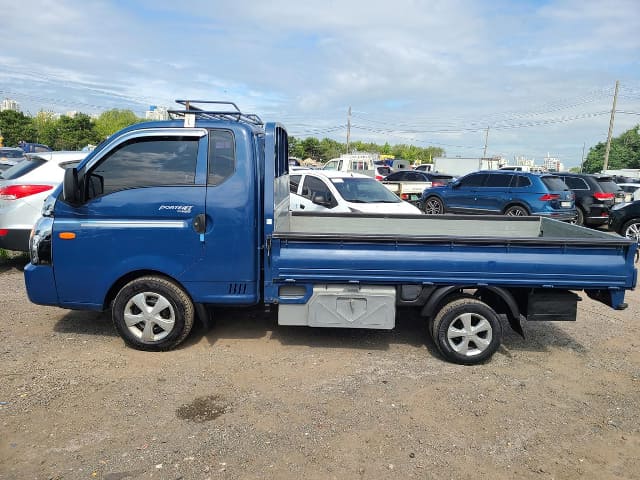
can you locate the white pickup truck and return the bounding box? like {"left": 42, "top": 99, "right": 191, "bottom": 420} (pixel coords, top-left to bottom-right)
{"left": 382, "top": 170, "right": 433, "bottom": 206}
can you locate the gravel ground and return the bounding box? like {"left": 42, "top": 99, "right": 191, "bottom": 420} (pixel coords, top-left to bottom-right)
{"left": 0, "top": 253, "right": 639, "bottom": 480}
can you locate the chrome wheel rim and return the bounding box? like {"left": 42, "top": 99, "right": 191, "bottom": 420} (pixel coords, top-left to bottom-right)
{"left": 446, "top": 313, "right": 492, "bottom": 357}
{"left": 124, "top": 292, "right": 176, "bottom": 343}
{"left": 506, "top": 208, "right": 526, "bottom": 216}
{"left": 425, "top": 198, "right": 442, "bottom": 215}
{"left": 624, "top": 222, "right": 640, "bottom": 242}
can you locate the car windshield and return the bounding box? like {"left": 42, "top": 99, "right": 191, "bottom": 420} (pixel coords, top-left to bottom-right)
{"left": 541, "top": 176, "right": 569, "bottom": 191}
{"left": 0, "top": 157, "right": 46, "bottom": 180}
{"left": 331, "top": 177, "right": 401, "bottom": 203}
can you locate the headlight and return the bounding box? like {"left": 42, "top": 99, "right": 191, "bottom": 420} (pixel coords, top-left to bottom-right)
{"left": 30, "top": 217, "right": 53, "bottom": 265}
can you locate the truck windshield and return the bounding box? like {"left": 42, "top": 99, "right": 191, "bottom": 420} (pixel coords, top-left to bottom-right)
{"left": 331, "top": 177, "right": 401, "bottom": 203}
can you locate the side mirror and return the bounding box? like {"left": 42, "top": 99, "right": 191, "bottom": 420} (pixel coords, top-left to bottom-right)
{"left": 63, "top": 168, "right": 81, "bottom": 205}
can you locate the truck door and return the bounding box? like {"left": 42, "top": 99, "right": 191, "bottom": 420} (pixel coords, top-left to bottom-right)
{"left": 53, "top": 128, "right": 209, "bottom": 306}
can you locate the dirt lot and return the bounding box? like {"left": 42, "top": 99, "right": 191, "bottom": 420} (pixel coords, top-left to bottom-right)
{"left": 1, "top": 253, "right": 639, "bottom": 480}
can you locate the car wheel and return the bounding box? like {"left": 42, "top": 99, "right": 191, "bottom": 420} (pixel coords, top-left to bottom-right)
{"left": 423, "top": 196, "right": 444, "bottom": 215}
{"left": 504, "top": 205, "right": 529, "bottom": 216}
{"left": 621, "top": 218, "right": 640, "bottom": 242}
{"left": 430, "top": 296, "right": 502, "bottom": 365}
{"left": 112, "top": 276, "right": 195, "bottom": 351}
{"left": 574, "top": 207, "right": 585, "bottom": 226}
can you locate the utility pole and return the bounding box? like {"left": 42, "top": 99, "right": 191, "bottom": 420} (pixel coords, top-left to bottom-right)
{"left": 482, "top": 126, "right": 489, "bottom": 159}
{"left": 580, "top": 142, "right": 586, "bottom": 172}
{"left": 346, "top": 106, "right": 351, "bottom": 154}
{"left": 603, "top": 80, "right": 619, "bottom": 171}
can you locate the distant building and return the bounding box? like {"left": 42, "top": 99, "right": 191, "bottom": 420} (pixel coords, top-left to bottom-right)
{"left": 1, "top": 98, "right": 20, "bottom": 112}
{"left": 66, "top": 111, "right": 79, "bottom": 118}
{"left": 145, "top": 105, "right": 169, "bottom": 120}
{"left": 543, "top": 154, "right": 565, "bottom": 173}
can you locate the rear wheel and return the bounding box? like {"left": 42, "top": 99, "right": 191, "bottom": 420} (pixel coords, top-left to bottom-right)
{"left": 112, "top": 276, "right": 195, "bottom": 351}
{"left": 574, "top": 207, "right": 585, "bottom": 226}
{"left": 423, "top": 196, "right": 444, "bottom": 215}
{"left": 504, "top": 205, "right": 529, "bottom": 216}
{"left": 621, "top": 218, "right": 640, "bottom": 242}
{"left": 430, "top": 296, "right": 502, "bottom": 365}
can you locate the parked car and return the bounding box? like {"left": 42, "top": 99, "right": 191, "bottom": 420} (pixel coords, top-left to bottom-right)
{"left": 551, "top": 173, "right": 625, "bottom": 226}
{"left": 0, "top": 147, "right": 27, "bottom": 173}
{"left": 419, "top": 170, "right": 576, "bottom": 221}
{"left": 413, "top": 164, "right": 433, "bottom": 172}
{"left": 616, "top": 183, "right": 640, "bottom": 203}
{"left": 374, "top": 165, "right": 393, "bottom": 181}
{"left": 289, "top": 170, "right": 422, "bottom": 214}
{"left": 18, "top": 142, "right": 52, "bottom": 154}
{"left": 609, "top": 200, "right": 640, "bottom": 242}
{"left": 0, "top": 151, "right": 86, "bottom": 251}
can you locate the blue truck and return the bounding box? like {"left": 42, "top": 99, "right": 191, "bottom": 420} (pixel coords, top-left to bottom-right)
{"left": 25, "top": 101, "right": 638, "bottom": 365}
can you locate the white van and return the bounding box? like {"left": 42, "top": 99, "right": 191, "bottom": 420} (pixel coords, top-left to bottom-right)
{"left": 322, "top": 153, "right": 377, "bottom": 176}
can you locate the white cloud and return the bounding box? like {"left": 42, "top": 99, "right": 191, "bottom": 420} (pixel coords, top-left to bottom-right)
{"left": 0, "top": 0, "right": 638, "bottom": 166}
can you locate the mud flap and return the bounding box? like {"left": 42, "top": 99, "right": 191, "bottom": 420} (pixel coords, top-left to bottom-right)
{"left": 585, "top": 289, "right": 628, "bottom": 310}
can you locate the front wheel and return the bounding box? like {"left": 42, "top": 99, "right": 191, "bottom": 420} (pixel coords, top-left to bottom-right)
{"left": 430, "top": 296, "right": 502, "bottom": 365}
{"left": 504, "top": 205, "right": 529, "bottom": 216}
{"left": 423, "top": 196, "right": 444, "bottom": 215}
{"left": 621, "top": 218, "right": 640, "bottom": 242}
{"left": 112, "top": 276, "right": 195, "bottom": 351}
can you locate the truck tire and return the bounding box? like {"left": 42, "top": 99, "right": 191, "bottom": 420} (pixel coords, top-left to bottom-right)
{"left": 423, "top": 196, "right": 444, "bottom": 215}
{"left": 504, "top": 205, "right": 529, "bottom": 216}
{"left": 112, "top": 276, "right": 195, "bottom": 351}
{"left": 621, "top": 218, "right": 640, "bottom": 242}
{"left": 430, "top": 296, "right": 502, "bottom": 365}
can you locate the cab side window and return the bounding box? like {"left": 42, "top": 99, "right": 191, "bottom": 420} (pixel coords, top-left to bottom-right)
{"left": 301, "top": 176, "right": 335, "bottom": 207}
{"left": 208, "top": 130, "right": 235, "bottom": 185}
{"left": 290, "top": 174, "right": 302, "bottom": 193}
{"left": 89, "top": 136, "right": 199, "bottom": 198}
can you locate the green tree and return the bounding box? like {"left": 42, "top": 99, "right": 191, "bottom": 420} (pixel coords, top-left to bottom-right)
{"left": 94, "top": 109, "right": 141, "bottom": 140}
{"left": 582, "top": 125, "right": 640, "bottom": 172}
{"left": 33, "top": 111, "right": 59, "bottom": 146}
{"left": 0, "top": 110, "right": 36, "bottom": 146}
{"left": 53, "top": 114, "right": 100, "bottom": 150}
{"left": 288, "top": 136, "right": 305, "bottom": 159}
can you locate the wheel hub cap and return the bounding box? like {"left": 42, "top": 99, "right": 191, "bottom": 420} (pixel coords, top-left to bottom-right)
{"left": 124, "top": 292, "right": 176, "bottom": 343}
{"left": 447, "top": 313, "right": 492, "bottom": 356}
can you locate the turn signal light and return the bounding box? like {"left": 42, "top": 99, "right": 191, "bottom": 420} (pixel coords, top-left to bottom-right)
{"left": 0, "top": 185, "right": 53, "bottom": 200}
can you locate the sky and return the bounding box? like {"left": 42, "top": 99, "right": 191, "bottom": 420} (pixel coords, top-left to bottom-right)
{"left": 1, "top": 0, "right": 639, "bottom": 167}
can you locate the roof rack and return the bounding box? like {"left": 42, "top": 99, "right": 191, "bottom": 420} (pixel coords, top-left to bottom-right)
{"left": 167, "top": 100, "right": 263, "bottom": 126}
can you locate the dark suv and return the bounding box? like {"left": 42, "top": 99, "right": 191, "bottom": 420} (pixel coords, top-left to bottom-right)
{"left": 419, "top": 170, "right": 576, "bottom": 221}
{"left": 551, "top": 173, "right": 624, "bottom": 226}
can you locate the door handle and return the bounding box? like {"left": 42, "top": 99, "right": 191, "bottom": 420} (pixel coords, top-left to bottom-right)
{"left": 300, "top": 204, "right": 305, "bottom": 209}
{"left": 193, "top": 214, "right": 206, "bottom": 234}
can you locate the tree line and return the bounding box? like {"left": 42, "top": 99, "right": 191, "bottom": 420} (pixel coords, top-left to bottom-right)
{"left": 1, "top": 108, "right": 638, "bottom": 170}
{"left": 581, "top": 125, "right": 640, "bottom": 173}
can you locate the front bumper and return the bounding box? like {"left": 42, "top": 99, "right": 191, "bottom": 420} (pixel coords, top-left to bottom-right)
{"left": 24, "top": 263, "right": 60, "bottom": 306}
